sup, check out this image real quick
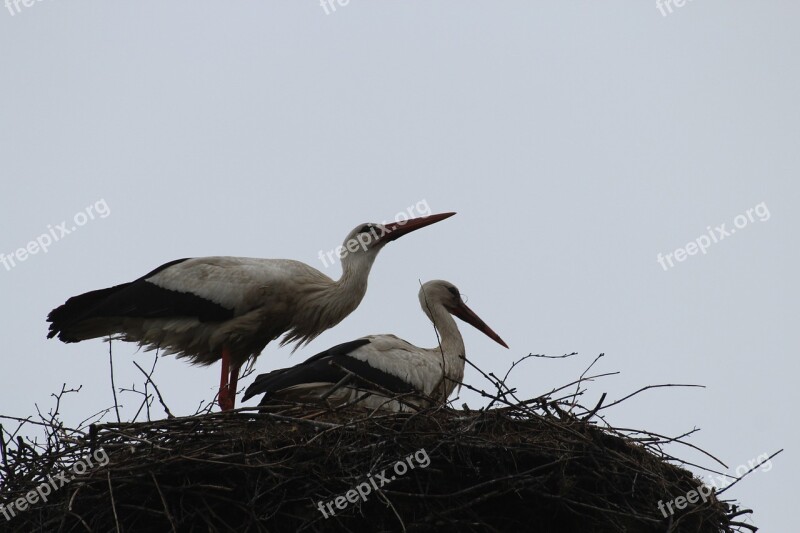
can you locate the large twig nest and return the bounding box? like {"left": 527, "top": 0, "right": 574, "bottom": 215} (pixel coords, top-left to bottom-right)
{"left": 0, "top": 400, "right": 748, "bottom": 533}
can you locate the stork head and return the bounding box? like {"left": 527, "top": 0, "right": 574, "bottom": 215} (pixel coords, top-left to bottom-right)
{"left": 419, "top": 280, "right": 508, "bottom": 348}
{"left": 338, "top": 212, "right": 456, "bottom": 263}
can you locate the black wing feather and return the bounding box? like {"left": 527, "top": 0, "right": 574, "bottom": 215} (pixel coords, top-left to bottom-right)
{"left": 47, "top": 258, "right": 234, "bottom": 342}
{"left": 242, "top": 338, "right": 416, "bottom": 403}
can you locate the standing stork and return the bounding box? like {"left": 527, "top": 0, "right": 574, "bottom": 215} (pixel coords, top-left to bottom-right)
{"left": 242, "top": 280, "right": 508, "bottom": 412}
{"left": 47, "top": 212, "right": 455, "bottom": 411}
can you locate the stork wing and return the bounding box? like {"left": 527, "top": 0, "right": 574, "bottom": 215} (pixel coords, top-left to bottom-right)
{"left": 47, "top": 257, "right": 326, "bottom": 342}
{"left": 242, "top": 338, "right": 418, "bottom": 403}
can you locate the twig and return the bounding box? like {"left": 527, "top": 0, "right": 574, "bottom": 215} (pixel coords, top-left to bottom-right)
{"left": 151, "top": 471, "right": 178, "bottom": 532}
{"left": 108, "top": 340, "right": 121, "bottom": 424}
{"left": 569, "top": 353, "right": 604, "bottom": 411}
{"left": 718, "top": 449, "right": 783, "bottom": 495}
{"left": 133, "top": 361, "right": 174, "bottom": 419}
{"left": 107, "top": 470, "right": 120, "bottom": 532}
{"left": 598, "top": 384, "right": 705, "bottom": 411}
{"left": 581, "top": 392, "right": 607, "bottom": 421}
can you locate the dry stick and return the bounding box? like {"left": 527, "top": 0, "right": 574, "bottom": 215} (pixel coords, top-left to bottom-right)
{"left": 569, "top": 353, "right": 604, "bottom": 412}
{"left": 194, "top": 398, "right": 216, "bottom": 416}
{"left": 65, "top": 510, "right": 93, "bottom": 532}
{"left": 133, "top": 361, "right": 174, "bottom": 419}
{"left": 100, "top": 429, "right": 171, "bottom": 451}
{"left": 123, "top": 386, "right": 151, "bottom": 423}
{"left": 626, "top": 427, "right": 708, "bottom": 464}
{"left": 463, "top": 378, "right": 638, "bottom": 449}
{"left": 108, "top": 340, "right": 121, "bottom": 423}
{"left": 488, "top": 374, "right": 531, "bottom": 410}
{"left": 76, "top": 407, "right": 113, "bottom": 430}
{"left": 609, "top": 426, "right": 728, "bottom": 469}
{"left": 145, "top": 353, "right": 160, "bottom": 420}
{"left": 549, "top": 371, "right": 620, "bottom": 396}
{"left": 717, "top": 448, "right": 783, "bottom": 495}
{"left": 403, "top": 458, "right": 569, "bottom": 501}
{"left": 522, "top": 371, "right": 621, "bottom": 408}
{"left": 728, "top": 508, "right": 755, "bottom": 519}
{"left": 501, "top": 352, "right": 577, "bottom": 384}
{"left": 646, "top": 427, "right": 703, "bottom": 450}
{"left": 301, "top": 411, "right": 410, "bottom": 446}
{"left": 727, "top": 521, "right": 757, "bottom": 533}
{"left": 68, "top": 484, "right": 84, "bottom": 512}
{"left": 581, "top": 392, "right": 607, "bottom": 421}
{"left": 106, "top": 470, "right": 121, "bottom": 533}
{"left": 597, "top": 384, "right": 705, "bottom": 411}
{"left": 375, "top": 488, "right": 407, "bottom": 533}
{"left": 527, "top": 352, "right": 578, "bottom": 360}
{"left": 141, "top": 367, "right": 152, "bottom": 422}
{"left": 150, "top": 471, "right": 178, "bottom": 533}
{"left": 0, "top": 423, "right": 8, "bottom": 477}
{"left": 36, "top": 384, "right": 79, "bottom": 455}
{"left": 131, "top": 353, "right": 161, "bottom": 422}
{"left": 0, "top": 414, "right": 39, "bottom": 426}
{"left": 318, "top": 373, "right": 353, "bottom": 401}
{"left": 461, "top": 357, "right": 517, "bottom": 411}
{"left": 500, "top": 353, "right": 582, "bottom": 413}
{"left": 237, "top": 358, "right": 257, "bottom": 393}
{"left": 456, "top": 379, "right": 538, "bottom": 420}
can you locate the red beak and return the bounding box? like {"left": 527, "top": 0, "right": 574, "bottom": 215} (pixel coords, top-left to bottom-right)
{"left": 450, "top": 301, "right": 509, "bottom": 348}
{"left": 381, "top": 212, "right": 456, "bottom": 242}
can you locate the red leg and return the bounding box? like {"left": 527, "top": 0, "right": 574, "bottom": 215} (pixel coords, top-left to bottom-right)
{"left": 219, "top": 347, "right": 232, "bottom": 411}
{"left": 228, "top": 362, "right": 241, "bottom": 410}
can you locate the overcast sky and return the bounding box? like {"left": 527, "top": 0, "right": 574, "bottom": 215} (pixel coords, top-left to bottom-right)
{"left": 1, "top": 2, "right": 797, "bottom": 530}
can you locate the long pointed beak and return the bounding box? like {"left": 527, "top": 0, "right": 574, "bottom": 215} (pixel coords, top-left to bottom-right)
{"left": 450, "top": 301, "right": 509, "bottom": 348}
{"left": 381, "top": 212, "right": 456, "bottom": 242}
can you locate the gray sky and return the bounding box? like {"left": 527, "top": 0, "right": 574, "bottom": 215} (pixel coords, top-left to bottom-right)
{"left": 1, "top": 2, "right": 797, "bottom": 530}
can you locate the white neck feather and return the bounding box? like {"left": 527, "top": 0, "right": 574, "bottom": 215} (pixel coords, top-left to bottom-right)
{"left": 423, "top": 299, "right": 466, "bottom": 398}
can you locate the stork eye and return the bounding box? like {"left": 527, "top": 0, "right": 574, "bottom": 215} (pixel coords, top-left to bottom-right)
{"left": 447, "top": 286, "right": 460, "bottom": 298}
{"left": 359, "top": 225, "right": 373, "bottom": 234}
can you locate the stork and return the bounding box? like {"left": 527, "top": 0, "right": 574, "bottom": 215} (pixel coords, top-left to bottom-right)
{"left": 47, "top": 212, "right": 455, "bottom": 411}
{"left": 242, "top": 280, "right": 508, "bottom": 412}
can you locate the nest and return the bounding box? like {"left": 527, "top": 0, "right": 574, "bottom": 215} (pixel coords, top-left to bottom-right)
{"left": 0, "top": 398, "right": 754, "bottom": 532}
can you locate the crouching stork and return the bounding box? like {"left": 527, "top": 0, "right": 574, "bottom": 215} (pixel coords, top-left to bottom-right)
{"left": 242, "top": 280, "right": 508, "bottom": 412}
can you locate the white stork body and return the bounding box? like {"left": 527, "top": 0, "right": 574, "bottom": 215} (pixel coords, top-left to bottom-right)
{"left": 47, "top": 213, "right": 455, "bottom": 410}
{"left": 242, "top": 280, "right": 508, "bottom": 412}
{"left": 61, "top": 256, "right": 372, "bottom": 365}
